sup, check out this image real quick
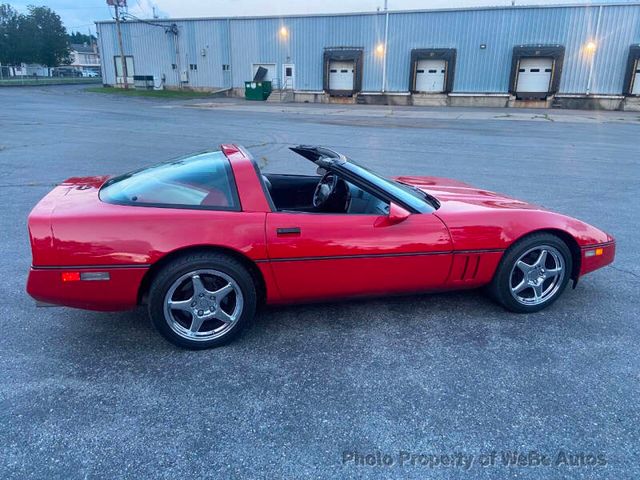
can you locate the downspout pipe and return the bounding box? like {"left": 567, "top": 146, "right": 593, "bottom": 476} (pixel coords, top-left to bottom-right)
{"left": 226, "top": 18, "right": 233, "bottom": 90}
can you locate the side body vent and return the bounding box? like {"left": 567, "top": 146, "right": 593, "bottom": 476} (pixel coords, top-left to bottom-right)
{"left": 460, "top": 254, "right": 481, "bottom": 281}
{"left": 446, "top": 251, "right": 505, "bottom": 288}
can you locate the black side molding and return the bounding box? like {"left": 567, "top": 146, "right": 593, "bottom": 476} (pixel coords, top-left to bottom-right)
{"left": 276, "top": 227, "right": 301, "bottom": 236}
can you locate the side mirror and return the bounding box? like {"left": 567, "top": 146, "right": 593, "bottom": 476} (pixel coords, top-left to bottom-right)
{"left": 374, "top": 202, "right": 411, "bottom": 227}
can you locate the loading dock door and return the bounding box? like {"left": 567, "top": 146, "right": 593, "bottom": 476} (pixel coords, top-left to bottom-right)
{"left": 516, "top": 57, "right": 553, "bottom": 95}
{"left": 415, "top": 59, "right": 446, "bottom": 92}
{"left": 632, "top": 63, "right": 640, "bottom": 95}
{"left": 329, "top": 61, "right": 354, "bottom": 91}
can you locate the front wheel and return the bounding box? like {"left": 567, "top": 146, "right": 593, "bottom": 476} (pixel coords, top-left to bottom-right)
{"left": 489, "top": 233, "right": 573, "bottom": 313}
{"left": 148, "top": 253, "right": 257, "bottom": 349}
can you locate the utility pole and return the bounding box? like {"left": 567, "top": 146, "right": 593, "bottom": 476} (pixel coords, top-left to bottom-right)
{"left": 110, "top": 0, "right": 129, "bottom": 89}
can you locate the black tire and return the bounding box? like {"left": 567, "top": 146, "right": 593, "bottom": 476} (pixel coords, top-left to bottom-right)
{"left": 489, "top": 233, "right": 573, "bottom": 313}
{"left": 148, "top": 252, "right": 257, "bottom": 349}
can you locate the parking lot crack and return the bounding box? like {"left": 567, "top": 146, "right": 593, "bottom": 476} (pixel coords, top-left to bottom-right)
{"left": 607, "top": 265, "right": 640, "bottom": 281}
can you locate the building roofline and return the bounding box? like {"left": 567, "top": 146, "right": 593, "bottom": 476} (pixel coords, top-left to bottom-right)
{"left": 94, "top": 2, "right": 640, "bottom": 25}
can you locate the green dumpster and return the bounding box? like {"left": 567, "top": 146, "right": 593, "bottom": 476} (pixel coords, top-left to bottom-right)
{"left": 244, "top": 80, "right": 272, "bottom": 101}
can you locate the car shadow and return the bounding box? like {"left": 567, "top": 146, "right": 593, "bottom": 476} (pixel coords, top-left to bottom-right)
{"left": 43, "top": 284, "right": 588, "bottom": 361}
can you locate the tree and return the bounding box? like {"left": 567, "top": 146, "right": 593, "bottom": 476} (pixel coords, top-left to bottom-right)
{"left": 0, "top": 4, "right": 70, "bottom": 67}
{"left": 0, "top": 3, "right": 22, "bottom": 65}
{"left": 68, "top": 31, "right": 96, "bottom": 45}
{"left": 24, "top": 6, "right": 70, "bottom": 67}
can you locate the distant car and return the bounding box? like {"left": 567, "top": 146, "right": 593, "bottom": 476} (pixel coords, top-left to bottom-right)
{"left": 26, "top": 145, "right": 615, "bottom": 349}
{"left": 82, "top": 70, "right": 99, "bottom": 78}
{"left": 52, "top": 67, "right": 83, "bottom": 78}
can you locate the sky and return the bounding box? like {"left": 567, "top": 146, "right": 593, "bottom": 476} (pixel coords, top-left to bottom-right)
{"left": 8, "top": 0, "right": 631, "bottom": 35}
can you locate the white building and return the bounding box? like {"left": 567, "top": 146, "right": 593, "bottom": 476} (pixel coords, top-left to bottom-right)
{"left": 69, "top": 43, "right": 101, "bottom": 72}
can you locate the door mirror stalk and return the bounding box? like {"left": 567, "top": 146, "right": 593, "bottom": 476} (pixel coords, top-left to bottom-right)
{"left": 375, "top": 202, "right": 411, "bottom": 227}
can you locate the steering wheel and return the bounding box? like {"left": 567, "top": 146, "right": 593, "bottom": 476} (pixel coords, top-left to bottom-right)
{"left": 313, "top": 172, "right": 338, "bottom": 209}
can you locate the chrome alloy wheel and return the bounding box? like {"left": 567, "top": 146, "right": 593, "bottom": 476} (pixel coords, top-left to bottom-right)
{"left": 163, "top": 269, "right": 244, "bottom": 341}
{"left": 509, "top": 245, "right": 566, "bottom": 306}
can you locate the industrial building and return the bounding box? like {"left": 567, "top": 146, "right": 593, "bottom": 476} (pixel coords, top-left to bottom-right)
{"left": 96, "top": 3, "right": 640, "bottom": 109}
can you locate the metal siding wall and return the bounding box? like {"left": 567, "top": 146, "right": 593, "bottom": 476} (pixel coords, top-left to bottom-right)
{"left": 98, "top": 20, "right": 229, "bottom": 88}
{"left": 97, "top": 23, "right": 115, "bottom": 84}
{"left": 177, "top": 20, "right": 228, "bottom": 88}
{"left": 387, "top": 10, "right": 513, "bottom": 92}
{"left": 591, "top": 5, "right": 640, "bottom": 94}
{"left": 97, "top": 5, "right": 640, "bottom": 94}
{"left": 192, "top": 20, "right": 229, "bottom": 88}
{"left": 229, "top": 18, "right": 281, "bottom": 88}
{"left": 105, "top": 22, "right": 179, "bottom": 85}
{"left": 229, "top": 14, "right": 385, "bottom": 90}
{"left": 387, "top": 7, "right": 605, "bottom": 93}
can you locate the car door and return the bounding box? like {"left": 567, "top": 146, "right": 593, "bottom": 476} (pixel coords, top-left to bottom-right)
{"left": 265, "top": 206, "right": 452, "bottom": 302}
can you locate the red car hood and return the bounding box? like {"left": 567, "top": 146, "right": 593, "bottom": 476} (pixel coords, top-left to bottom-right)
{"left": 394, "top": 175, "right": 540, "bottom": 211}
{"left": 394, "top": 175, "right": 612, "bottom": 250}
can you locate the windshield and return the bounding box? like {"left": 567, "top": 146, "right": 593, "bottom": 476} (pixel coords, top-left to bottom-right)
{"left": 339, "top": 159, "right": 437, "bottom": 213}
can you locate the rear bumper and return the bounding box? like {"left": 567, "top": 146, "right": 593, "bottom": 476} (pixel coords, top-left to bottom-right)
{"left": 26, "top": 265, "right": 148, "bottom": 311}
{"left": 580, "top": 241, "right": 615, "bottom": 276}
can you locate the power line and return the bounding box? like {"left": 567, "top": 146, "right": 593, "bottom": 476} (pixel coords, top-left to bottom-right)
{"left": 67, "top": 23, "right": 97, "bottom": 29}
{"left": 121, "top": 12, "right": 178, "bottom": 34}
{"left": 52, "top": 6, "right": 110, "bottom": 10}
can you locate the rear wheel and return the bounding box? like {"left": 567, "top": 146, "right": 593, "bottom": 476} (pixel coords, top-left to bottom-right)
{"left": 489, "top": 233, "right": 572, "bottom": 313}
{"left": 148, "top": 253, "right": 257, "bottom": 349}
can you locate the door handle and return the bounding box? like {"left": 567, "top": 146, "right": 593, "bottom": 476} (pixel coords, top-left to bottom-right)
{"left": 276, "top": 227, "right": 301, "bottom": 236}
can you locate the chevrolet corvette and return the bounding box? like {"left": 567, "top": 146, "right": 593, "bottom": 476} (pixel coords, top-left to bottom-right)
{"left": 26, "top": 145, "right": 615, "bottom": 349}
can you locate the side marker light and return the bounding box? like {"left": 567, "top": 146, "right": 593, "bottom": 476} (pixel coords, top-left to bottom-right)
{"left": 61, "top": 271, "right": 110, "bottom": 282}
{"left": 61, "top": 271, "right": 81, "bottom": 282}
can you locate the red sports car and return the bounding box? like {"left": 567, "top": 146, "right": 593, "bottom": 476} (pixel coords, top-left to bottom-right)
{"left": 27, "top": 145, "right": 615, "bottom": 349}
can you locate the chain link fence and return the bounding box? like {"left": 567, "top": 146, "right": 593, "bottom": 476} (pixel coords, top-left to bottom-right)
{"left": 0, "top": 66, "right": 102, "bottom": 86}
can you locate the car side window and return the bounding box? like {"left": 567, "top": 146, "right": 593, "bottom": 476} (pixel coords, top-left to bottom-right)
{"left": 346, "top": 182, "right": 390, "bottom": 215}
{"left": 100, "top": 151, "right": 240, "bottom": 210}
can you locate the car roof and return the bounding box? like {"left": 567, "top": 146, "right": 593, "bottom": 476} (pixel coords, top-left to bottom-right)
{"left": 288, "top": 145, "right": 346, "bottom": 167}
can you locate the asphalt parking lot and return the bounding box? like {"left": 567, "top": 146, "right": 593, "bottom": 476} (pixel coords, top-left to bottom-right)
{"left": 1, "top": 85, "right": 639, "bottom": 479}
